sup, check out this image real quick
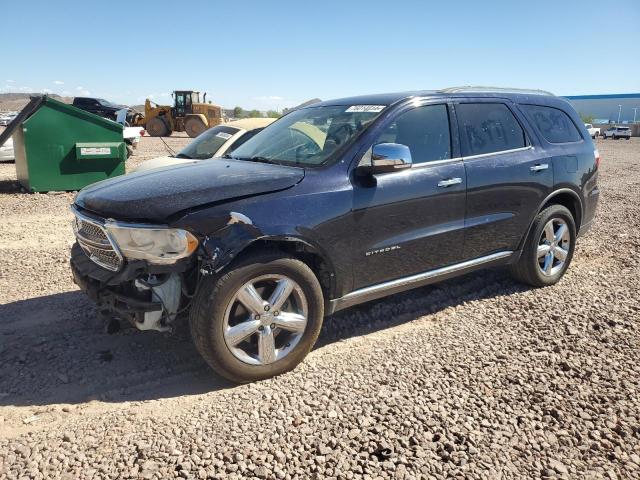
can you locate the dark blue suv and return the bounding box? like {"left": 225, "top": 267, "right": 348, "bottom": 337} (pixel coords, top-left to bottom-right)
{"left": 70, "top": 87, "right": 600, "bottom": 382}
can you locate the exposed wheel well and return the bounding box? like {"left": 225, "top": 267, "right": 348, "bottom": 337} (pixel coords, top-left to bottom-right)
{"left": 540, "top": 191, "right": 582, "bottom": 232}
{"left": 228, "top": 239, "right": 335, "bottom": 300}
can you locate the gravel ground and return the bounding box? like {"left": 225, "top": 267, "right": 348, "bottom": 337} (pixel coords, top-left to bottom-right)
{"left": 0, "top": 134, "right": 639, "bottom": 479}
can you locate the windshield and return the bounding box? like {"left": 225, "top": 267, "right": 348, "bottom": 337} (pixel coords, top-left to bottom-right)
{"left": 229, "top": 105, "right": 385, "bottom": 166}
{"left": 177, "top": 125, "right": 240, "bottom": 159}
{"left": 98, "top": 99, "right": 118, "bottom": 107}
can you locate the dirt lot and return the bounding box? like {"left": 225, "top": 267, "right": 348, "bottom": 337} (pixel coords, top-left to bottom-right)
{"left": 0, "top": 134, "right": 639, "bottom": 479}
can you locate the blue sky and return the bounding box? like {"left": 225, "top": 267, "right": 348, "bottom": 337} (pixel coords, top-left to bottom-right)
{"left": 3, "top": 0, "right": 639, "bottom": 110}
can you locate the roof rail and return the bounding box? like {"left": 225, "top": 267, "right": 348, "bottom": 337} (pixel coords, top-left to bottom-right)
{"left": 439, "top": 86, "right": 555, "bottom": 96}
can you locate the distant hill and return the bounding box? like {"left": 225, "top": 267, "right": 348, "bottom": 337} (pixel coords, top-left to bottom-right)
{"left": 0, "top": 93, "right": 73, "bottom": 112}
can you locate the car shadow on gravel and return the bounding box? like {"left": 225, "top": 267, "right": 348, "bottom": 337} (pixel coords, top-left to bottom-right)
{"left": 0, "top": 178, "right": 21, "bottom": 193}
{"left": 0, "top": 268, "right": 525, "bottom": 407}
{"left": 0, "top": 291, "right": 233, "bottom": 407}
{"left": 317, "top": 267, "right": 527, "bottom": 348}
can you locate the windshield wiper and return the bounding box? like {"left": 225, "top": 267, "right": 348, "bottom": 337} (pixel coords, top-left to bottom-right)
{"left": 234, "top": 156, "right": 280, "bottom": 165}
{"left": 175, "top": 153, "right": 192, "bottom": 159}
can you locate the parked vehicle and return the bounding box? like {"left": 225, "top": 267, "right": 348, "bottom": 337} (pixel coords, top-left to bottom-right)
{"left": 123, "top": 126, "right": 145, "bottom": 156}
{"left": 0, "top": 137, "right": 14, "bottom": 161}
{"left": 134, "top": 118, "right": 276, "bottom": 172}
{"left": 602, "top": 126, "right": 631, "bottom": 140}
{"left": 0, "top": 111, "right": 18, "bottom": 126}
{"left": 72, "top": 97, "right": 131, "bottom": 122}
{"left": 70, "top": 87, "right": 600, "bottom": 382}
{"left": 585, "top": 123, "right": 600, "bottom": 139}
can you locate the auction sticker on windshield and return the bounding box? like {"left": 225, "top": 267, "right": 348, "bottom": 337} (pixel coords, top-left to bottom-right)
{"left": 215, "top": 132, "right": 233, "bottom": 140}
{"left": 345, "top": 105, "right": 385, "bottom": 113}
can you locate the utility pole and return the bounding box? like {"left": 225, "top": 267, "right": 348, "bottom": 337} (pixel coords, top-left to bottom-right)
{"left": 617, "top": 104, "right": 622, "bottom": 124}
{"left": 634, "top": 107, "right": 638, "bottom": 124}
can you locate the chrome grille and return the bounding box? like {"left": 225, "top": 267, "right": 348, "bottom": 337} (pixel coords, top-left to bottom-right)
{"left": 72, "top": 209, "right": 123, "bottom": 271}
{"left": 77, "top": 220, "right": 109, "bottom": 245}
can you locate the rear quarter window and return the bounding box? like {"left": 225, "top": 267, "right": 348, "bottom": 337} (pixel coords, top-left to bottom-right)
{"left": 522, "top": 104, "right": 582, "bottom": 143}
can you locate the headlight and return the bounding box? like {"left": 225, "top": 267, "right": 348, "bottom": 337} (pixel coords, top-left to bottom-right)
{"left": 105, "top": 223, "right": 198, "bottom": 264}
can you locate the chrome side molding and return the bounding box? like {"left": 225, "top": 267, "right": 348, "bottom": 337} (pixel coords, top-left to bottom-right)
{"left": 330, "top": 250, "right": 514, "bottom": 313}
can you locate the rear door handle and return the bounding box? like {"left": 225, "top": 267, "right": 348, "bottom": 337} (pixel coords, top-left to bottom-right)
{"left": 437, "top": 177, "right": 463, "bottom": 187}
{"left": 530, "top": 163, "right": 549, "bottom": 172}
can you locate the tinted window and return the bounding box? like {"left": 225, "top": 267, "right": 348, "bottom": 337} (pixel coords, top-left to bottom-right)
{"left": 522, "top": 105, "right": 582, "bottom": 143}
{"left": 456, "top": 103, "right": 526, "bottom": 156}
{"left": 373, "top": 104, "right": 451, "bottom": 164}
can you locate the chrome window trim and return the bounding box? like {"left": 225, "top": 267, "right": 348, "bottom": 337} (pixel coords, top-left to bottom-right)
{"left": 339, "top": 250, "right": 513, "bottom": 303}
{"left": 410, "top": 156, "right": 463, "bottom": 168}
{"left": 461, "top": 145, "right": 533, "bottom": 161}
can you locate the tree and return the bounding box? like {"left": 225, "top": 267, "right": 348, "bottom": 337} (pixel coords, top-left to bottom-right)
{"left": 266, "top": 110, "right": 281, "bottom": 118}
{"left": 233, "top": 106, "right": 244, "bottom": 118}
{"left": 248, "top": 109, "right": 263, "bottom": 118}
{"left": 580, "top": 113, "right": 595, "bottom": 124}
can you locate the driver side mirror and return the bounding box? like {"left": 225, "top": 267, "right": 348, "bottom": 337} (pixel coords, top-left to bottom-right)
{"left": 359, "top": 143, "right": 413, "bottom": 175}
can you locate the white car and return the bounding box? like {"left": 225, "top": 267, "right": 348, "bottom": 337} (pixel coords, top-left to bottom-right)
{"left": 585, "top": 123, "right": 600, "bottom": 139}
{"left": 602, "top": 126, "right": 631, "bottom": 140}
{"left": 0, "top": 137, "right": 14, "bottom": 161}
{"left": 134, "top": 118, "right": 276, "bottom": 172}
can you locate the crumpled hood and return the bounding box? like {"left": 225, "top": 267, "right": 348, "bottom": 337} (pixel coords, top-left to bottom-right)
{"left": 75, "top": 158, "right": 304, "bottom": 222}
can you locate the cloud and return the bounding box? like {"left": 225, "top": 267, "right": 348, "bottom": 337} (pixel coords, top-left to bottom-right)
{"left": 53, "top": 80, "right": 64, "bottom": 85}
{"left": 6, "top": 79, "right": 15, "bottom": 83}
{"left": 40, "top": 88, "right": 53, "bottom": 94}
{"left": 76, "top": 86, "right": 90, "bottom": 95}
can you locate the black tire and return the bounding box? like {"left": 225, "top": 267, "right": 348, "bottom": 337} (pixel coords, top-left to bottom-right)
{"left": 510, "top": 204, "right": 576, "bottom": 287}
{"left": 146, "top": 117, "right": 169, "bottom": 137}
{"left": 185, "top": 117, "right": 207, "bottom": 138}
{"left": 190, "top": 252, "right": 324, "bottom": 383}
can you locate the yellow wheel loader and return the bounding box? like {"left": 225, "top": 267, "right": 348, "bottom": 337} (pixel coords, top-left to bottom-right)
{"left": 134, "top": 91, "right": 224, "bottom": 138}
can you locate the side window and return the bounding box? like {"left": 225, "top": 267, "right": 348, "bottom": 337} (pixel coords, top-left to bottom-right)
{"left": 227, "top": 129, "right": 262, "bottom": 153}
{"left": 456, "top": 103, "right": 526, "bottom": 156}
{"left": 522, "top": 104, "right": 582, "bottom": 143}
{"left": 373, "top": 104, "right": 451, "bottom": 164}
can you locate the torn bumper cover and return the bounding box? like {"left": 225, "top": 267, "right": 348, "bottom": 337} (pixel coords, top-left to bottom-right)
{"left": 70, "top": 243, "right": 190, "bottom": 330}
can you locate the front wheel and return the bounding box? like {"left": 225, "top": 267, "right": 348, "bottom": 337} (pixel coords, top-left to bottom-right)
{"left": 190, "top": 252, "right": 324, "bottom": 383}
{"left": 185, "top": 117, "right": 207, "bottom": 138}
{"left": 510, "top": 205, "right": 576, "bottom": 287}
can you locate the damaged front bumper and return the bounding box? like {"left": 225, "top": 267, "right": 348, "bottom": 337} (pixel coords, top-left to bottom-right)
{"left": 70, "top": 242, "right": 193, "bottom": 332}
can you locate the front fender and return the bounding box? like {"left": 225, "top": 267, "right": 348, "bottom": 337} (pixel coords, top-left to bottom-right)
{"left": 196, "top": 213, "right": 339, "bottom": 298}
{"left": 185, "top": 113, "right": 208, "bottom": 125}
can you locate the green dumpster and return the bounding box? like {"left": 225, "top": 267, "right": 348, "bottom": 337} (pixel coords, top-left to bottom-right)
{"left": 0, "top": 95, "right": 126, "bottom": 192}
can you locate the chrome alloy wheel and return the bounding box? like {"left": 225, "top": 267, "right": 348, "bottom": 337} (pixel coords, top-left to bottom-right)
{"left": 537, "top": 218, "right": 570, "bottom": 276}
{"left": 222, "top": 274, "right": 308, "bottom": 365}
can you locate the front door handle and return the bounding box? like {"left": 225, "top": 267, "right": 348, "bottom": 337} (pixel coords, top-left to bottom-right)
{"left": 530, "top": 163, "right": 549, "bottom": 172}
{"left": 437, "top": 177, "right": 463, "bottom": 187}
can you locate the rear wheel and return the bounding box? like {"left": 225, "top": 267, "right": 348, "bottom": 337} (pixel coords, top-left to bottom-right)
{"left": 146, "top": 117, "right": 169, "bottom": 137}
{"left": 185, "top": 117, "right": 207, "bottom": 138}
{"left": 510, "top": 205, "right": 576, "bottom": 287}
{"left": 190, "top": 252, "right": 324, "bottom": 383}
